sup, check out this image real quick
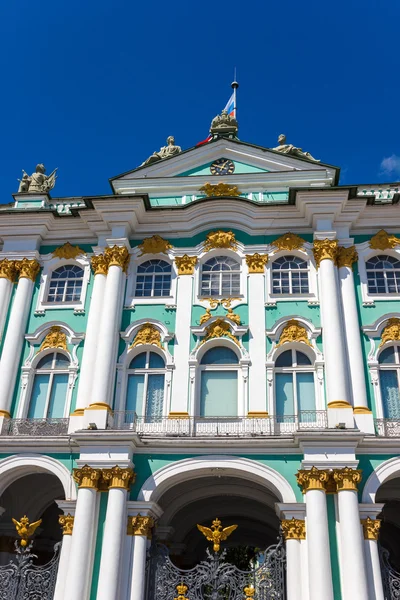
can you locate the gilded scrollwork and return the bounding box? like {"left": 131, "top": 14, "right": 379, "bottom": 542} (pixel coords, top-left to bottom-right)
{"left": 130, "top": 323, "right": 163, "bottom": 349}
{"left": 379, "top": 317, "right": 400, "bottom": 347}
{"left": 175, "top": 255, "right": 198, "bottom": 275}
{"left": 336, "top": 245, "right": 358, "bottom": 269}
{"left": 203, "top": 230, "right": 238, "bottom": 252}
{"left": 199, "top": 182, "right": 241, "bottom": 198}
{"left": 200, "top": 319, "right": 239, "bottom": 346}
{"left": 281, "top": 518, "right": 306, "bottom": 540}
{"left": 245, "top": 253, "right": 268, "bottom": 273}
{"left": 369, "top": 229, "right": 400, "bottom": 251}
{"left": 312, "top": 239, "right": 338, "bottom": 268}
{"left": 276, "top": 319, "right": 311, "bottom": 347}
{"left": 40, "top": 326, "right": 68, "bottom": 352}
{"left": 104, "top": 245, "right": 130, "bottom": 272}
{"left": 0, "top": 259, "right": 17, "bottom": 282}
{"left": 272, "top": 232, "right": 305, "bottom": 252}
{"left": 53, "top": 242, "right": 85, "bottom": 260}
{"left": 137, "top": 235, "right": 173, "bottom": 256}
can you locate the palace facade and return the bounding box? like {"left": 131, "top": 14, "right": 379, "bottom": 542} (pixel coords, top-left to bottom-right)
{"left": 0, "top": 118, "right": 399, "bottom": 600}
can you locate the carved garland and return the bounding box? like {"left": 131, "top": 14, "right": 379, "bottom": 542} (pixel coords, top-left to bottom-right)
{"left": 203, "top": 230, "right": 238, "bottom": 252}
{"left": 369, "top": 229, "right": 400, "bottom": 251}
{"left": 130, "top": 323, "right": 163, "bottom": 349}
{"left": 272, "top": 232, "right": 305, "bottom": 252}
{"left": 245, "top": 253, "right": 268, "bottom": 273}
{"left": 40, "top": 326, "right": 68, "bottom": 352}
{"left": 137, "top": 235, "right": 173, "bottom": 256}
{"left": 379, "top": 317, "right": 400, "bottom": 347}
{"left": 276, "top": 320, "right": 311, "bottom": 347}
{"left": 53, "top": 242, "right": 85, "bottom": 260}
{"left": 200, "top": 319, "right": 239, "bottom": 346}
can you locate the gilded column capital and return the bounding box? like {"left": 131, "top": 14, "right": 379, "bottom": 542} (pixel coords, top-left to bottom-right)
{"left": 332, "top": 467, "right": 362, "bottom": 491}
{"left": 127, "top": 514, "right": 155, "bottom": 538}
{"left": 104, "top": 245, "right": 130, "bottom": 273}
{"left": 0, "top": 259, "right": 17, "bottom": 282}
{"left": 361, "top": 517, "right": 381, "bottom": 540}
{"left": 59, "top": 514, "right": 74, "bottom": 535}
{"left": 101, "top": 466, "right": 135, "bottom": 490}
{"left": 245, "top": 253, "right": 268, "bottom": 273}
{"left": 281, "top": 518, "right": 306, "bottom": 540}
{"left": 91, "top": 254, "right": 109, "bottom": 275}
{"left": 175, "top": 255, "right": 198, "bottom": 275}
{"left": 296, "top": 466, "right": 331, "bottom": 492}
{"left": 73, "top": 464, "right": 102, "bottom": 490}
{"left": 336, "top": 246, "right": 358, "bottom": 269}
{"left": 312, "top": 239, "right": 338, "bottom": 268}
{"left": 15, "top": 258, "right": 40, "bottom": 281}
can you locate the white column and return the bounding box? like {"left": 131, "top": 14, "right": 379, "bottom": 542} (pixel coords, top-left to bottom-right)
{"left": 362, "top": 518, "right": 384, "bottom": 600}
{"left": 0, "top": 259, "right": 16, "bottom": 343}
{"left": 64, "top": 466, "right": 101, "bottom": 600}
{"left": 128, "top": 515, "right": 154, "bottom": 600}
{"left": 96, "top": 467, "right": 134, "bottom": 600}
{"left": 0, "top": 259, "right": 40, "bottom": 417}
{"left": 170, "top": 257, "right": 196, "bottom": 415}
{"left": 334, "top": 468, "right": 369, "bottom": 600}
{"left": 247, "top": 255, "right": 268, "bottom": 415}
{"left": 53, "top": 514, "right": 75, "bottom": 600}
{"left": 281, "top": 519, "right": 305, "bottom": 600}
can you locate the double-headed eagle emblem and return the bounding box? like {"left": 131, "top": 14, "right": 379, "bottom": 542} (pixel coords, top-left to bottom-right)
{"left": 12, "top": 515, "right": 42, "bottom": 547}
{"left": 197, "top": 518, "right": 238, "bottom": 552}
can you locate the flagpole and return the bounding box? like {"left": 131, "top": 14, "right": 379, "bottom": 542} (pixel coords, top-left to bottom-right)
{"left": 231, "top": 73, "right": 239, "bottom": 118}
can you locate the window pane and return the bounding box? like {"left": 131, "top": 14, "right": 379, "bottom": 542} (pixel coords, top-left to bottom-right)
{"left": 200, "top": 347, "right": 239, "bottom": 365}
{"left": 379, "top": 347, "right": 396, "bottom": 365}
{"left": 275, "top": 350, "right": 293, "bottom": 367}
{"left": 200, "top": 371, "right": 237, "bottom": 417}
{"left": 47, "top": 374, "right": 69, "bottom": 418}
{"left": 28, "top": 374, "right": 50, "bottom": 418}
{"left": 379, "top": 370, "right": 400, "bottom": 418}
{"left": 145, "top": 374, "right": 165, "bottom": 421}
{"left": 54, "top": 353, "right": 70, "bottom": 369}
{"left": 126, "top": 374, "right": 145, "bottom": 415}
{"left": 149, "top": 352, "right": 165, "bottom": 369}
{"left": 296, "top": 352, "right": 311, "bottom": 366}
{"left": 275, "top": 373, "right": 294, "bottom": 418}
{"left": 129, "top": 353, "right": 147, "bottom": 369}
{"left": 296, "top": 373, "right": 316, "bottom": 421}
{"left": 37, "top": 354, "right": 55, "bottom": 369}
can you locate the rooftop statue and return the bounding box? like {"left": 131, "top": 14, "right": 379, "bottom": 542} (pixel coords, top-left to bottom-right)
{"left": 141, "top": 136, "right": 182, "bottom": 167}
{"left": 210, "top": 109, "right": 238, "bottom": 138}
{"left": 272, "top": 134, "right": 320, "bottom": 162}
{"left": 17, "top": 164, "right": 58, "bottom": 193}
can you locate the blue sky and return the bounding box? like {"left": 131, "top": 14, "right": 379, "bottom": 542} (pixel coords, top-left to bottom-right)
{"left": 1, "top": 0, "right": 399, "bottom": 200}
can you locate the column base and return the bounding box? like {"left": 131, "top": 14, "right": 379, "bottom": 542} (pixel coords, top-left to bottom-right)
{"left": 327, "top": 401, "right": 355, "bottom": 429}
{"left": 83, "top": 404, "right": 113, "bottom": 430}
{"left": 68, "top": 410, "right": 85, "bottom": 434}
{"left": 353, "top": 407, "right": 375, "bottom": 434}
{"left": 0, "top": 415, "right": 10, "bottom": 435}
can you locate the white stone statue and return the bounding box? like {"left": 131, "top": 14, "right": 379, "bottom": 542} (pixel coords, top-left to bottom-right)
{"left": 210, "top": 109, "right": 238, "bottom": 137}
{"left": 272, "top": 134, "right": 320, "bottom": 162}
{"left": 17, "top": 164, "right": 58, "bottom": 193}
{"left": 141, "top": 136, "right": 182, "bottom": 166}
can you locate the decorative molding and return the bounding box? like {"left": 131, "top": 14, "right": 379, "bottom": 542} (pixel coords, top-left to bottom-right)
{"left": 361, "top": 517, "right": 381, "bottom": 540}
{"left": 202, "top": 297, "right": 241, "bottom": 309}
{"left": 52, "top": 242, "right": 85, "bottom": 260}
{"left": 226, "top": 307, "right": 241, "bottom": 325}
{"left": 203, "top": 230, "right": 238, "bottom": 252}
{"left": 199, "top": 308, "right": 212, "bottom": 325}
{"left": 245, "top": 253, "right": 268, "bottom": 273}
{"left": 102, "top": 466, "right": 135, "bottom": 490}
{"left": 91, "top": 254, "right": 109, "bottom": 275}
{"left": 175, "top": 255, "right": 198, "bottom": 275}
{"left": 199, "top": 182, "right": 240, "bottom": 197}
{"left": 59, "top": 514, "right": 74, "bottom": 535}
{"left": 200, "top": 319, "right": 239, "bottom": 346}
{"left": 137, "top": 235, "right": 173, "bottom": 256}
{"left": 272, "top": 232, "right": 305, "bottom": 252}
{"left": 337, "top": 246, "right": 358, "bottom": 269}
{"left": 281, "top": 518, "right": 306, "bottom": 540}
{"left": 15, "top": 258, "right": 40, "bottom": 282}
{"left": 379, "top": 317, "right": 400, "bottom": 347}
{"left": 276, "top": 319, "right": 311, "bottom": 347}
{"left": 312, "top": 239, "right": 338, "bottom": 268}
{"left": 39, "top": 326, "right": 68, "bottom": 352}
{"left": 72, "top": 465, "right": 102, "bottom": 490}
{"left": 127, "top": 514, "right": 155, "bottom": 537}
{"left": 0, "top": 259, "right": 17, "bottom": 282}
{"left": 296, "top": 466, "right": 331, "bottom": 493}
{"left": 247, "top": 411, "right": 269, "bottom": 418}
{"left": 369, "top": 229, "right": 400, "bottom": 251}
{"left": 104, "top": 245, "right": 130, "bottom": 272}
{"left": 333, "top": 467, "right": 362, "bottom": 492}
{"left": 130, "top": 323, "right": 163, "bottom": 349}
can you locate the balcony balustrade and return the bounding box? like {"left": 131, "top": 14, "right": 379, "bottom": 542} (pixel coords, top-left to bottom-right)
{"left": 375, "top": 418, "right": 400, "bottom": 437}
{"left": 2, "top": 418, "right": 69, "bottom": 436}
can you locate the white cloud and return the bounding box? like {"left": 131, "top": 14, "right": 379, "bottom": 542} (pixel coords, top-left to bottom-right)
{"left": 380, "top": 154, "right": 400, "bottom": 177}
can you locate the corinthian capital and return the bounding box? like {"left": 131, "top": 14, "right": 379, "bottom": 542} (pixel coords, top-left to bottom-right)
{"left": 104, "top": 245, "right": 130, "bottom": 272}
{"left": 333, "top": 467, "right": 362, "bottom": 491}
{"left": 127, "top": 514, "right": 155, "bottom": 538}
{"left": 175, "top": 255, "right": 198, "bottom": 275}
{"left": 101, "top": 466, "right": 135, "bottom": 490}
{"left": 312, "top": 239, "right": 338, "bottom": 268}
{"left": 0, "top": 259, "right": 17, "bottom": 282}
{"left": 73, "top": 465, "right": 102, "bottom": 490}
{"left": 59, "top": 514, "right": 74, "bottom": 535}
{"left": 296, "top": 466, "right": 331, "bottom": 492}
{"left": 15, "top": 258, "right": 40, "bottom": 281}
{"left": 281, "top": 518, "right": 306, "bottom": 540}
{"left": 361, "top": 517, "right": 381, "bottom": 540}
{"left": 91, "top": 254, "right": 109, "bottom": 275}
{"left": 245, "top": 253, "right": 268, "bottom": 273}
{"left": 336, "top": 246, "right": 358, "bottom": 269}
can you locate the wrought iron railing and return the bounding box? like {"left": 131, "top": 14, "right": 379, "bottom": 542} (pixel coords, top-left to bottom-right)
{"left": 375, "top": 418, "right": 400, "bottom": 437}
{"left": 3, "top": 418, "right": 69, "bottom": 436}
{"left": 111, "top": 411, "right": 328, "bottom": 437}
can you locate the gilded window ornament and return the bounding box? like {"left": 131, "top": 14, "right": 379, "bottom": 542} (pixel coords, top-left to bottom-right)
{"left": 91, "top": 254, "right": 108, "bottom": 275}
{"left": 199, "top": 182, "right": 240, "bottom": 197}
{"left": 104, "top": 245, "right": 130, "bottom": 272}
{"left": 245, "top": 253, "right": 268, "bottom": 273}
{"left": 312, "top": 239, "right": 338, "bottom": 268}
{"left": 73, "top": 465, "right": 102, "bottom": 490}
{"left": 137, "top": 235, "right": 173, "bottom": 256}
{"left": 276, "top": 319, "right": 311, "bottom": 347}
{"left": 379, "top": 317, "right": 400, "bottom": 347}
{"left": 175, "top": 255, "right": 198, "bottom": 275}
{"left": 296, "top": 466, "right": 331, "bottom": 492}
{"left": 0, "top": 259, "right": 16, "bottom": 282}
{"left": 272, "top": 232, "right": 305, "bottom": 252}
{"left": 127, "top": 514, "right": 155, "bottom": 538}
{"left": 226, "top": 307, "right": 241, "bottom": 325}
{"left": 361, "top": 517, "right": 381, "bottom": 540}
{"left": 369, "top": 229, "right": 400, "bottom": 251}
{"left": 12, "top": 515, "right": 42, "bottom": 547}
{"left": 332, "top": 467, "right": 362, "bottom": 491}
{"left": 203, "top": 230, "right": 238, "bottom": 252}
{"left": 281, "top": 518, "right": 306, "bottom": 540}
{"left": 15, "top": 258, "right": 40, "bottom": 282}
{"left": 200, "top": 318, "right": 239, "bottom": 346}
{"left": 52, "top": 242, "right": 85, "bottom": 260}
{"left": 336, "top": 246, "right": 358, "bottom": 269}
{"left": 130, "top": 323, "right": 163, "bottom": 349}
{"left": 101, "top": 466, "right": 135, "bottom": 490}
{"left": 174, "top": 583, "right": 190, "bottom": 600}
{"left": 40, "top": 326, "right": 68, "bottom": 352}
{"left": 59, "top": 514, "right": 74, "bottom": 535}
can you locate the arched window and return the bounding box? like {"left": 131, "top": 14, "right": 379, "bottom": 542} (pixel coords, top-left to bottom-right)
{"left": 28, "top": 352, "right": 70, "bottom": 418}
{"left": 199, "top": 347, "right": 239, "bottom": 417}
{"left": 47, "top": 265, "right": 84, "bottom": 303}
{"left": 274, "top": 349, "right": 315, "bottom": 422}
{"left": 135, "top": 260, "right": 172, "bottom": 297}
{"left": 126, "top": 351, "right": 165, "bottom": 420}
{"left": 366, "top": 255, "right": 400, "bottom": 294}
{"left": 272, "top": 256, "right": 309, "bottom": 295}
{"left": 379, "top": 346, "right": 400, "bottom": 418}
{"left": 200, "top": 256, "right": 241, "bottom": 297}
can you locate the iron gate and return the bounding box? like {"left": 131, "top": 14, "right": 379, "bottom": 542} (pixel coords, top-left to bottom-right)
{"left": 146, "top": 537, "right": 286, "bottom": 600}
{"left": 380, "top": 546, "right": 400, "bottom": 600}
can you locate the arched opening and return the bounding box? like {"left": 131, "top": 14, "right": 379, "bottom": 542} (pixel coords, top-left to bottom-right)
{"left": 376, "top": 476, "right": 400, "bottom": 571}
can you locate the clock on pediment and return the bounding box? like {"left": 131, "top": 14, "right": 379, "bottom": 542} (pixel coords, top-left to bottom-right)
{"left": 210, "top": 158, "right": 235, "bottom": 176}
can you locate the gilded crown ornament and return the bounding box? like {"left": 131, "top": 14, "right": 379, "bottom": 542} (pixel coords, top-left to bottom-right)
{"left": 380, "top": 318, "right": 400, "bottom": 347}
{"left": 296, "top": 466, "right": 331, "bottom": 493}
{"left": 53, "top": 242, "right": 85, "bottom": 260}
{"left": 131, "top": 323, "right": 163, "bottom": 349}
{"left": 277, "top": 320, "right": 311, "bottom": 347}
{"left": 174, "top": 583, "right": 189, "bottom": 600}
{"left": 244, "top": 585, "right": 255, "bottom": 599}
{"left": 281, "top": 518, "right": 306, "bottom": 540}
{"left": 197, "top": 518, "right": 238, "bottom": 552}
{"left": 59, "top": 514, "right": 74, "bottom": 535}
{"left": 104, "top": 245, "right": 130, "bottom": 272}
{"left": 101, "top": 466, "right": 135, "bottom": 490}
{"left": 272, "top": 232, "right": 305, "bottom": 252}
{"left": 312, "top": 239, "right": 338, "bottom": 268}
{"left": 175, "top": 255, "right": 198, "bottom": 275}
{"left": 369, "top": 229, "right": 400, "bottom": 250}
{"left": 0, "top": 259, "right": 16, "bottom": 282}
{"left": 333, "top": 467, "right": 362, "bottom": 491}
{"left": 15, "top": 258, "right": 40, "bottom": 281}
{"left": 137, "top": 235, "right": 173, "bottom": 256}
{"left": 203, "top": 230, "right": 238, "bottom": 252}
{"left": 245, "top": 253, "right": 268, "bottom": 273}
{"left": 40, "top": 326, "right": 68, "bottom": 352}
{"left": 201, "top": 319, "right": 239, "bottom": 346}
{"left": 12, "top": 515, "right": 42, "bottom": 547}
{"left": 336, "top": 246, "right": 358, "bottom": 269}
{"left": 199, "top": 182, "right": 241, "bottom": 198}
{"left": 128, "top": 514, "right": 155, "bottom": 538}
{"left": 91, "top": 254, "right": 109, "bottom": 275}
{"left": 361, "top": 517, "right": 381, "bottom": 541}
{"left": 73, "top": 465, "right": 102, "bottom": 490}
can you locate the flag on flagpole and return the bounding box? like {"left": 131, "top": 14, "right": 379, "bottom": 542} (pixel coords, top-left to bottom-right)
{"left": 196, "top": 89, "right": 237, "bottom": 146}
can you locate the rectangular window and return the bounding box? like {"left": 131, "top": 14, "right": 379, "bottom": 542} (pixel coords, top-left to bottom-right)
{"left": 200, "top": 371, "right": 237, "bottom": 417}
{"left": 296, "top": 372, "right": 316, "bottom": 422}
{"left": 379, "top": 370, "right": 400, "bottom": 419}
{"left": 126, "top": 374, "right": 145, "bottom": 418}
{"left": 275, "top": 373, "right": 294, "bottom": 421}
{"left": 28, "top": 374, "right": 50, "bottom": 418}
{"left": 145, "top": 374, "right": 165, "bottom": 421}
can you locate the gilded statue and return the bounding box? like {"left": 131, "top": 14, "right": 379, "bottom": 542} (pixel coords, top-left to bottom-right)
{"left": 12, "top": 515, "right": 42, "bottom": 547}
{"left": 141, "top": 136, "right": 181, "bottom": 166}
{"left": 17, "top": 164, "right": 57, "bottom": 193}
{"left": 203, "top": 230, "right": 237, "bottom": 252}
{"left": 197, "top": 518, "right": 238, "bottom": 552}
{"left": 210, "top": 109, "right": 238, "bottom": 137}
{"left": 272, "top": 134, "right": 319, "bottom": 162}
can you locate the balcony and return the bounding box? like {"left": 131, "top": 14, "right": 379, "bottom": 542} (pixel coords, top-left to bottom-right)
{"left": 111, "top": 411, "right": 328, "bottom": 437}
{"left": 2, "top": 418, "right": 69, "bottom": 436}
{"left": 375, "top": 419, "right": 400, "bottom": 437}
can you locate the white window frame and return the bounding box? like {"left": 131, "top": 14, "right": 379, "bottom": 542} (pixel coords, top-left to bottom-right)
{"left": 376, "top": 344, "right": 400, "bottom": 419}
{"left": 196, "top": 249, "right": 247, "bottom": 307}
{"left": 273, "top": 348, "right": 317, "bottom": 419}
{"left": 357, "top": 242, "right": 400, "bottom": 305}
{"left": 197, "top": 347, "right": 240, "bottom": 418}
{"left": 125, "top": 252, "right": 177, "bottom": 308}
{"left": 265, "top": 248, "right": 318, "bottom": 305}
{"left": 125, "top": 350, "right": 168, "bottom": 418}
{"left": 26, "top": 351, "right": 71, "bottom": 419}
{"left": 35, "top": 254, "right": 90, "bottom": 314}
